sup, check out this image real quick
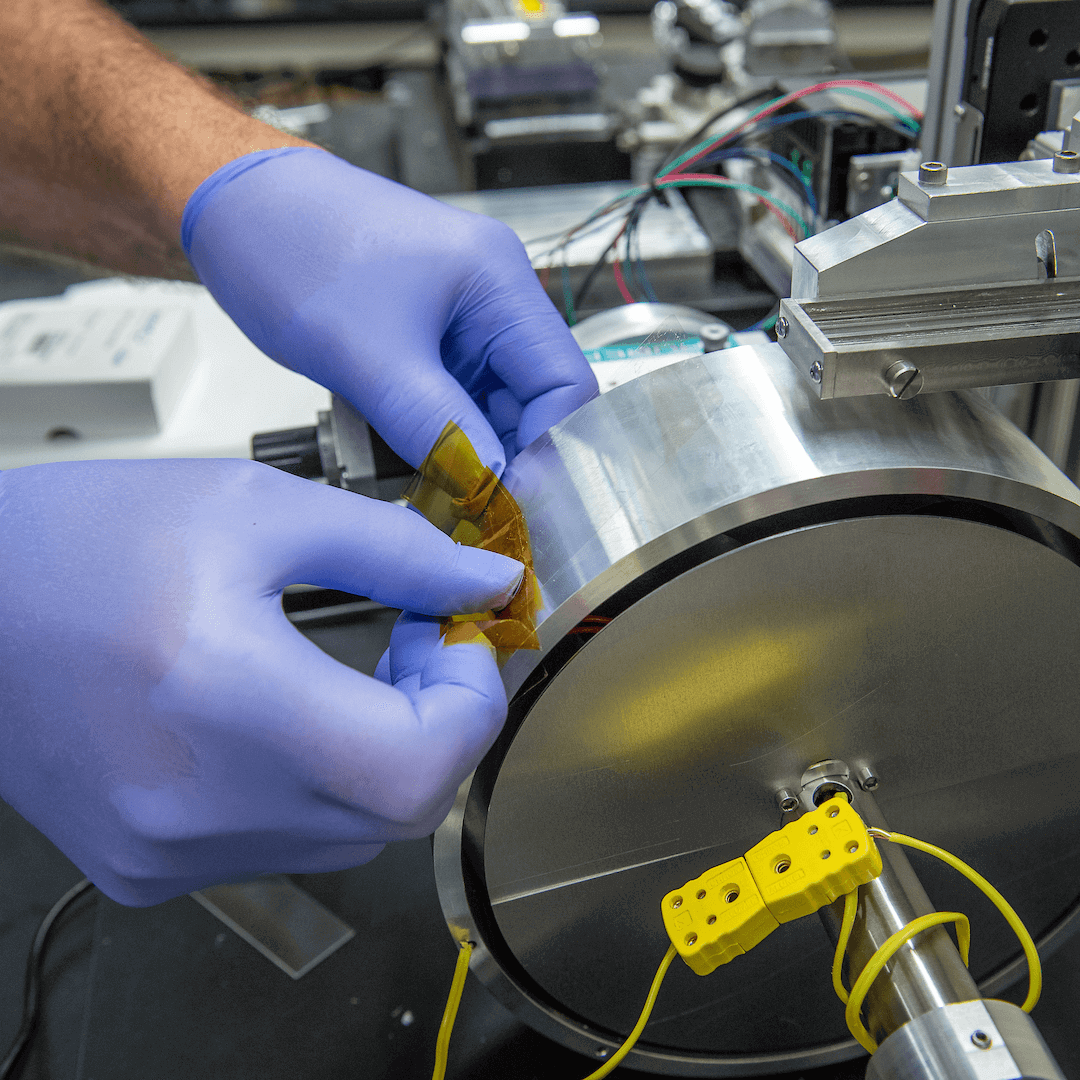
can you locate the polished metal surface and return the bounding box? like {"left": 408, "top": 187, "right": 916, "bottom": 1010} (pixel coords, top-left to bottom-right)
{"left": 434, "top": 343, "right": 1080, "bottom": 1074}
{"left": 778, "top": 280, "right": 1080, "bottom": 400}
{"left": 866, "top": 1000, "right": 1066, "bottom": 1080}
{"left": 799, "top": 763, "right": 980, "bottom": 1042}
{"left": 791, "top": 158, "right": 1080, "bottom": 301}
{"left": 191, "top": 877, "right": 355, "bottom": 981}
{"left": 783, "top": 158, "right": 1080, "bottom": 401}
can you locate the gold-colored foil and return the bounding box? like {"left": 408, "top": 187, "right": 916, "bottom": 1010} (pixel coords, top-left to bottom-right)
{"left": 403, "top": 422, "right": 540, "bottom": 659}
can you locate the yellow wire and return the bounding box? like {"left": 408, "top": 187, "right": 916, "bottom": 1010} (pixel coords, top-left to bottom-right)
{"left": 831, "top": 888, "right": 859, "bottom": 1004}
{"left": 431, "top": 940, "right": 473, "bottom": 1080}
{"left": 844, "top": 911, "right": 971, "bottom": 1053}
{"left": 581, "top": 945, "right": 678, "bottom": 1080}
{"left": 869, "top": 828, "right": 1042, "bottom": 1014}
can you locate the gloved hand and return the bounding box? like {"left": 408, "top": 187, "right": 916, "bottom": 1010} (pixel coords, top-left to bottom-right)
{"left": 181, "top": 147, "right": 598, "bottom": 475}
{"left": 0, "top": 458, "right": 522, "bottom": 906}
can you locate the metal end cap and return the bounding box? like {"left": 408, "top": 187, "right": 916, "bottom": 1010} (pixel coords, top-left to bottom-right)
{"left": 1053, "top": 150, "right": 1080, "bottom": 174}
{"left": 918, "top": 161, "right": 948, "bottom": 186}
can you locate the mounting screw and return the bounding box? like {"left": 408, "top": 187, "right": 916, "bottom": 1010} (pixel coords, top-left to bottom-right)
{"left": 856, "top": 765, "right": 879, "bottom": 791}
{"left": 918, "top": 161, "right": 948, "bottom": 186}
{"left": 776, "top": 788, "right": 800, "bottom": 813}
{"left": 699, "top": 322, "right": 730, "bottom": 353}
{"left": 971, "top": 1030, "right": 993, "bottom": 1050}
{"left": 809, "top": 361, "right": 823, "bottom": 383}
{"left": 1053, "top": 150, "right": 1080, "bottom": 174}
{"left": 884, "top": 359, "right": 923, "bottom": 399}
{"left": 852, "top": 169, "right": 873, "bottom": 192}
{"left": 776, "top": 316, "right": 789, "bottom": 339}
{"left": 954, "top": 103, "right": 966, "bottom": 118}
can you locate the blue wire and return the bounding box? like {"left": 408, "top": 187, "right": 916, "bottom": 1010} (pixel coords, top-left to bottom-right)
{"left": 731, "top": 109, "right": 919, "bottom": 141}
{"left": 698, "top": 147, "right": 819, "bottom": 215}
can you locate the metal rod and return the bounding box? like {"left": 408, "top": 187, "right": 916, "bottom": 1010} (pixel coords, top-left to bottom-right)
{"left": 798, "top": 761, "right": 980, "bottom": 1045}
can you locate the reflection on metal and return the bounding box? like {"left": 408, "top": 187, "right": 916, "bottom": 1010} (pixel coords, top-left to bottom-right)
{"left": 191, "top": 877, "right": 355, "bottom": 980}
{"left": 434, "top": 343, "right": 1080, "bottom": 1074}
{"left": 866, "top": 1000, "right": 1065, "bottom": 1080}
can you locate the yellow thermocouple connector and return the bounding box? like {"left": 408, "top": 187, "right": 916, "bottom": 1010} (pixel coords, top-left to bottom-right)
{"left": 661, "top": 798, "right": 882, "bottom": 975}
{"left": 661, "top": 858, "right": 778, "bottom": 976}
{"left": 745, "top": 797, "right": 882, "bottom": 922}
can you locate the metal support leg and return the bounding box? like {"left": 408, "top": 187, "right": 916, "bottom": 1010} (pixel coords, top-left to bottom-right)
{"left": 796, "top": 760, "right": 1066, "bottom": 1080}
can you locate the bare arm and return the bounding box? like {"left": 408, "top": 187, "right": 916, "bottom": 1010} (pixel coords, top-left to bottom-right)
{"left": 0, "top": 0, "right": 315, "bottom": 278}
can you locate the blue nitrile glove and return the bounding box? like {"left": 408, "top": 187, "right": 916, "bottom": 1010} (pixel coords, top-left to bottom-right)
{"left": 0, "top": 458, "right": 520, "bottom": 906}
{"left": 181, "top": 147, "right": 598, "bottom": 474}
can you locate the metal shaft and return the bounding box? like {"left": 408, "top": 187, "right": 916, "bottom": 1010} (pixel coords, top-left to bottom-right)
{"left": 798, "top": 761, "right": 980, "bottom": 1044}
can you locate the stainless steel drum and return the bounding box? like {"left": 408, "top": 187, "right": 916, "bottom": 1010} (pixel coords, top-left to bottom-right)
{"left": 433, "top": 343, "right": 1080, "bottom": 1075}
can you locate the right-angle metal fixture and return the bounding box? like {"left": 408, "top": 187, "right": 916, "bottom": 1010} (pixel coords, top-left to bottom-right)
{"left": 778, "top": 158, "right": 1080, "bottom": 400}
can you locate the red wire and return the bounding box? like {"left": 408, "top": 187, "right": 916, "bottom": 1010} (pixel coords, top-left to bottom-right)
{"left": 612, "top": 249, "right": 635, "bottom": 304}
{"left": 608, "top": 219, "right": 636, "bottom": 304}
{"left": 667, "top": 79, "right": 922, "bottom": 177}
{"left": 539, "top": 266, "right": 550, "bottom": 290}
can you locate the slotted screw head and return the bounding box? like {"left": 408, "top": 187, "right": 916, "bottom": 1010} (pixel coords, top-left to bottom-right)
{"left": 885, "top": 360, "right": 923, "bottom": 399}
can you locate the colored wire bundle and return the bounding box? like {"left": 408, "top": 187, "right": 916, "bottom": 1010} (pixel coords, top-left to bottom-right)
{"left": 530, "top": 79, "right": 921, "bottom": 320}
{"left": 832, "top": 828, "right": 1042, "bottom": 1054}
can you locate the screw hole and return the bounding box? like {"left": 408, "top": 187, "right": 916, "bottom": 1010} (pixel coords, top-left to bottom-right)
{"left": 725, "top": 889, "right": 740, "bottom": 903}
{"left": 1020, "top": 92, "right": 1039, "bottom": 116}
{"left": 847, "top": 842, "right": 859, "bottom": 853}
{"left": 821, "top": 850, "right": 832, "bottom": 860}
{"left": 808, "top": 825, "right": 819, "bottom": 835}
{"left": 828, "top": 806, "right": 840, "bottom": 818}
{"left": 1030, "top": 27, "right": 1048, "bottom": 48}
{"left": 1069, "top": 48, "right": 1080, "bottom": 69}
{"left": 707, "top": 914, "right": 717, "bottom": 924}
{"left": 671, "top": 896, "right": 683, "bottom": 909}
{"left": 774, "top": 858, "right": 791, "bottom": 874}
{"left": 696, "top": 889, "right": 706, "bottom": 899}
{"left": 685, "top": 933, "right": 698, "bottom": 946}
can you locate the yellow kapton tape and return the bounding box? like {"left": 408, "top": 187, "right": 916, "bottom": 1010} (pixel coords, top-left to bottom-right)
{"left": 402, "top": 422, "right": 540, "bottom": 658}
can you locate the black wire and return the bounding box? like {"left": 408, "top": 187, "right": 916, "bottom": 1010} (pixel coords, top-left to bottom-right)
{"left": 0, "top": 878, "right": 96, "bottom": 1080}
{"left": 656, "top": 85, "right": 782, "bottom": 179}
{"left": 572, "top": 195, "right": 649, "bottom": 311}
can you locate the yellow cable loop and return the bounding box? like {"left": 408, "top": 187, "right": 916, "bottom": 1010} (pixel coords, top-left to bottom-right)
{"left": 844, "top": 911, "right": 971, "bottom": 1053}
{"left": 869, "top": 828, "right": 1042, "bottom": 1014}
{"left": 431, "top": 940, "right": 473, "bottom": 1080}
{"left": 581, "top": 944, "right": 678, "bottom": 1080}
{"left": 831, "top": 887, "right": 859, "bottom": 1004}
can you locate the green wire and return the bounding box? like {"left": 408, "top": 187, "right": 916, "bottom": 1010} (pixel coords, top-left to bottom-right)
{"left": 663, "top": 87, "right": 918, "bottom": 175}
{"left": 561, "top": 263, "right": 576, "bottom": 326}
{"left": 655, "top": 177, "right": 811, "bottom": 237}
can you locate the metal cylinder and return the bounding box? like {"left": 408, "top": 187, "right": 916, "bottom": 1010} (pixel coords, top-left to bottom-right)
{"left": 866, "top": 999, "right": 1065, "bottom": 1080}
{"left": 798, "top": 761, "right": 980, "bottom": 1044}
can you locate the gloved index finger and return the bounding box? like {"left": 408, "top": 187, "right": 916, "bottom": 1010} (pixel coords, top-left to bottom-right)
{"left": 238, "top": 474, "right": 523, "bottom": 617}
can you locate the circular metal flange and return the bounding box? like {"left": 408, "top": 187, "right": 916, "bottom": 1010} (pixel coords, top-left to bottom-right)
{"left": 434, "top": 344, "right": 1080, "bottom": 1075}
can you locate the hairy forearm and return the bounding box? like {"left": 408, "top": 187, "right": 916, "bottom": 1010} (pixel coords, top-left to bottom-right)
{"left": 0, "top": 0, "right": 316, "bottom": 278}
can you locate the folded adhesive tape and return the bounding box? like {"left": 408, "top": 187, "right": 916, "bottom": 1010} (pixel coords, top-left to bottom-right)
{"left": 403, "top": 422, "right": 540, "bottom": 658}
